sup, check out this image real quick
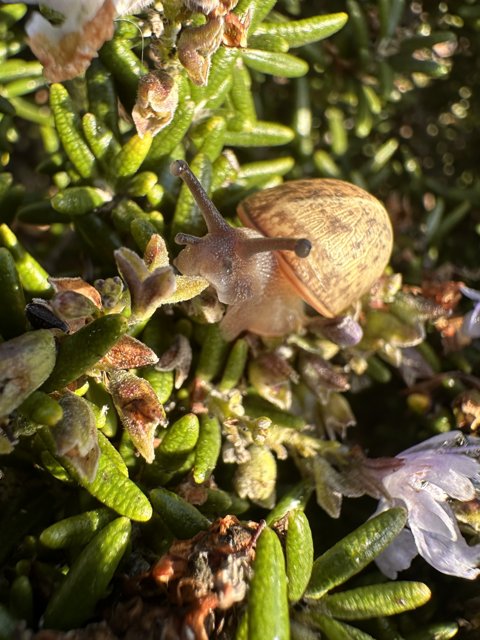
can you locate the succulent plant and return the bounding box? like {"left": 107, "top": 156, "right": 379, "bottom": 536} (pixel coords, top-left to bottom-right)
{"left": 1, "top": 1, "right": 480, "bottom": 638}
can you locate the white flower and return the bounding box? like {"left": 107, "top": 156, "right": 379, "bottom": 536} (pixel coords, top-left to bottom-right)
{"left": 373, "top": 431, "right": 480, "bottom": 580}
{"left": 8, "top": 0, "right": 153, "bottom": 82}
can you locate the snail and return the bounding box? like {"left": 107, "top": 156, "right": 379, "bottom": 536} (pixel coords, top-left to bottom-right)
{"left": 171, "top": 160, "right": 393, "bottom": 343}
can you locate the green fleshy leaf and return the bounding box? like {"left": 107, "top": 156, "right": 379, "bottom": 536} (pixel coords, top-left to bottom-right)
{"left": 42, "top": 314, "right": 129, "bottom": 392}
{"left": 241, "top": 49, "right": 309, "bottom": 78}
{"left": 0, "top": 59, "right": 43, "bottom": 83}
{"left": 0, "top": 247, "right": 27, "bottom": 338}
{"left": 318, "top": 581, "right": 431, "bottom": 619}
{"left": 405, "top": 622, "right": 459, "bottom": 640}
{"left": 51, "top": 186, "right": 112, "bottom": 216}
{"left": 40, "top": 508, "right": 115, "bottom": 549}
{"left": 155, "top": 413, "right": 199, "bottom": 472}
{"left": 150, "top": 487, "right": 211, "bottom": 538}
{"left": 112, "top": 132, "right": 153, "bottom": 178}
{"left": 82, "top": 112, "right": 120, "bottom": 163}
{"left": 85, "top": 58, "right": 120, "bottom": 136}
{"left": 49, "top": 83, "right": 96, "bottom": 179}
{"left": 303, "top": 613, "right": 376, "bottom": 640}
{"left": 43, "top": 517, "right": 131, "bottom": 630}
{"left": 305, "top": 508, "right": 407, "bottom": 599}
{"left": 254, "top": 13, "right": 348, "bottom": 48}
{"left": 0, "top": 224, "right": 52, "bottom": 295}
{"left": 193, "top": 415, "right": 222, "bottom": 483}
{"left": 286, "top": 509, "right": 314, "bottom": 602}
{"left": 248, "top": 526, "right": 290, "bottom": 640}
{"left": 224, "top": 121, "right": 295, "bottom": 147}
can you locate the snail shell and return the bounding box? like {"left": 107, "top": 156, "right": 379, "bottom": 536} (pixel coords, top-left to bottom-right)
{"left": 237, "top": 178, "right": 393, "bottom": 318}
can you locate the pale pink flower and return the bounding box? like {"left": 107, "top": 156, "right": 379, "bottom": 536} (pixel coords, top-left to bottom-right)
{"left": 373, "top": 431, "right": 480, "bottom": 580}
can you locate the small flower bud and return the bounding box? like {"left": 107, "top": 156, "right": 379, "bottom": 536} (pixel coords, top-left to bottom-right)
{"left": 94, "top": 276, "right": 126, "bottom": 312}
{"left": 234, "top": 444, "right": 277, "bottom": 508}
{"left": 248, "top": 353, "right": 297, "bottom": 411}
{"left": 53, "top": 392, "right": 100, "bottom": 482}
{"left": 132, "top": 71, "right": 179, "bottom": 138}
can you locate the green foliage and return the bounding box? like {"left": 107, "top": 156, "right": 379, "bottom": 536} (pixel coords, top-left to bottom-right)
{"left": 42, "top": 517, "right": 131, "bottom": 630}
{"left": 0, "top": 0, "right": 479, "bottom": 638}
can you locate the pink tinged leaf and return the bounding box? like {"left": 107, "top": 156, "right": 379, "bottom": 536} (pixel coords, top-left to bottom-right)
{"left": 97, "top": 334, "right": 159, "bottom": 370}
{"left": 177, "top": 17, "right": 225, "bottom": 85}
{"left": 49, "top": 277, "right": 103, "bottom": 309}
{"left": 109, "top": 370, "right": 167, "bottom": 463}
{"left": 137, "top": 268, "right": 177, "bottom": 314}
{"left": 143, "top": 234, "right": 170, "bottom": 270}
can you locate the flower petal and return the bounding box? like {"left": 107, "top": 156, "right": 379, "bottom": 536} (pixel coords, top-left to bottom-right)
{"left": 375, "top": 527, "right": 418, "bottom": 580}
{"left": 460, "top": 285, "right": 480, "bottom": 303}
{"left": 462, "top": 307, "right": 480, "bottom": 339}
{"left": 410, "top": 523, "right": 480, "bottom": 580}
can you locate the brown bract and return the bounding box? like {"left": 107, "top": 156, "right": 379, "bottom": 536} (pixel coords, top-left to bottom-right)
{"left": 222, "top": 11, "right": 250, "bottom": 47}
{"left": 453, "top": 390, "right": 480, "bottom": 432}
{"left": 108, "top": 370, "right": 167, "bottom": 463}
{"left": 27, "top": 0, "right": 116, "bottom": 82}
{"left": 151, "top": 515, "right": 261, "bottom": 640}
{"left": 156, "top": 334, "right": 193, "bottom": 389}
{"left": 97, "top": 335, "right": 159, "bottom": 370}
{"left": 49, "top": 277, "right": 103, "bottom": 309}
{"left": 420, "top": 279, "right": 464, "bottom": 312}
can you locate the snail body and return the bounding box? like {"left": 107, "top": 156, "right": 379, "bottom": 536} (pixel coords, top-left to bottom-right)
{"left": 171, "top": 160, "right": 393, "bottom": 341}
